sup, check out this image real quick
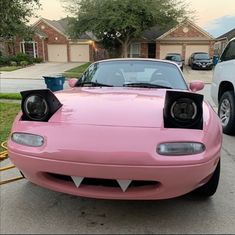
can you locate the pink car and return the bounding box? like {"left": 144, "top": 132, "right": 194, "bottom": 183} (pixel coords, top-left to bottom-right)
{"left": 8, "top": 59, "right": 222, "bottom": 200}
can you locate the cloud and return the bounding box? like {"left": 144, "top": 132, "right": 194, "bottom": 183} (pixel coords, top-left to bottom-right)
{"left": 204, "top": 15, "right": 235, "bottom": 38}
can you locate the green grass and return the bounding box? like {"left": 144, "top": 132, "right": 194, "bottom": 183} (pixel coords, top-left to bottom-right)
{"left": 0, "top": 93, "right": 21, "bottom": 100}
{"left": 63, "top": 62, "right": 91, "bottom": 78}
{"left": 0, "top": 66, "right": 22, "bottom": 72}
{"left": 0, "top": 102, "right": 21, "bottom": 148}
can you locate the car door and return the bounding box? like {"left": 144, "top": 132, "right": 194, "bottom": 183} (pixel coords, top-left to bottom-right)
{"left": 215, "top": 39, "right": 235, "bottom": 88}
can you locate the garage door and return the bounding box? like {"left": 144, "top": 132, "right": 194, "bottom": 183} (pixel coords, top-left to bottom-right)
{"left": 70, "top": 44, "right": 90, "bottom": 62}
{"left": 185, "top": 45, "right": 209, "bottom": 65}
{"left": 160, "top": 45, "right": 182, "bottom": 59}
{"left": 48, "top": 44, "right": 67, "bottom": 62}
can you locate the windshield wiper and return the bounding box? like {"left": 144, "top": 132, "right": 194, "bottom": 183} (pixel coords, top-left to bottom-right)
{"left": 123, "top": 82, "right": 172, "bottom": 89}
{"left": 78, "top": 81, "right": 113, "bottom": 87}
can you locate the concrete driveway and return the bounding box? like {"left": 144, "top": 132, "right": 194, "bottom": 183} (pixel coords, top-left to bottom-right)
{"left": 0, "top": 62, "right": 82, "bottom": 79}
{"left": 183, "top": 66, "right": 213, "bottom": 84}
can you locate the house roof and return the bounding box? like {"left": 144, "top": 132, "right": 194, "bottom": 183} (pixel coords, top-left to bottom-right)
{"left": 142, "top": 26, "right": 169, "bottom": 42}
{"left": 157, "top": 19, "right": 214, "bottom": 40}
{"left": 34, "top": 29, "right": 48, "bottom": 39}
{"left": 217, "top": 28, "right": 235, "bottom": 41}
{"left": 33, "top": 17, "right": 98, "bottom": 41}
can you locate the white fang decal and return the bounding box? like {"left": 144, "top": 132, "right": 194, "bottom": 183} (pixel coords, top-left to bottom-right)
{"left": 71, "top": 176, "right": 84, "bottom": 188}
{"left": 117, "top": 180, "right": 132, "bottom": 192}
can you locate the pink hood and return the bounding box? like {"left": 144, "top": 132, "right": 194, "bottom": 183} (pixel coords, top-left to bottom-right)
{"left": 50, "top": 87, "right": 170, "bottom": 127}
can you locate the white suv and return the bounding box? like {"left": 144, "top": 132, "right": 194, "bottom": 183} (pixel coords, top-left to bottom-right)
{"left": 211, "top": 37, "right": 235, "bottom": 135}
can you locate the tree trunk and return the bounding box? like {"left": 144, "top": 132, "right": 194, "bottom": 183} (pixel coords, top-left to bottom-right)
{"left": 122, "top": 40, "right": 129, "bottom": 58}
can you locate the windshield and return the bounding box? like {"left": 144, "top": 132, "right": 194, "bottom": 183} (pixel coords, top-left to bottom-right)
{"left": 194, "top": 53, "right": 210, "bottom": 60}
{"left": 77, "top": 60, "right": 187, "bottom": 90}
{"left": 165, "top": 55, "right": 182, "bottom": 62}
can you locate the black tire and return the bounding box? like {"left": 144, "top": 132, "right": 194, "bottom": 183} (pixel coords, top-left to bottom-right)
{"left": 193, "top": 159, "right": 220, "bottom": 197}
{"left": 218, "top": 91, "right": 235, "bottom": 135}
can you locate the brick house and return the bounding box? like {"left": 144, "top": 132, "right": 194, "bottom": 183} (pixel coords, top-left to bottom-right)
{"left": 128, "top": 20, "right": 215, "bottom": 64}
{"left": 1, "top": 19, "right": 214, "bottom": 65}
{"left": 214, "top": 28, "right": 235, "bottom": 56}
{"left": 5, "top": 17, "right": 108, "bottom": 63}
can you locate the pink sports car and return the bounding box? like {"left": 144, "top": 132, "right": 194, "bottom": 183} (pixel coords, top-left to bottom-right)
{"left": 8, "top": 59, "right": 222, "bottom": 200}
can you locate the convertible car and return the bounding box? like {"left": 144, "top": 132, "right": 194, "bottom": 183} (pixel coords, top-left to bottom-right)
{"left": 8, "top": 59, "right": 222, "bottom": 200}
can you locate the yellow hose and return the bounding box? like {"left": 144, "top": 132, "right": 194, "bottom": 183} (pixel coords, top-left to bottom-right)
{"left": 0, "top": 141, "right": 8, "bottom": 161}
{"left": 0, "top": 140, "right": 24, "bottom": 185}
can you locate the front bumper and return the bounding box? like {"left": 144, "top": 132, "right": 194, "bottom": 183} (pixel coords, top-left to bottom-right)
{"left": 8, "top": 149, "right": 220, "bottom": 200}
{"left": 193, "top": 63, "right": 213, "bottom": 70}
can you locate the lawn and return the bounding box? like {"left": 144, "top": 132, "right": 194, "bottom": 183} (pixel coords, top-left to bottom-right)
{"left": 63, "top": 62, "right": 91, "bottom": 78}
{"left": 0, "top": 66, "right": 22, "bottom": 72}
{"left": 0, "top": 102, "right": 21, "bottom": 149}
{"left": 0, "top": 93, "right": 21, "bottom": 100}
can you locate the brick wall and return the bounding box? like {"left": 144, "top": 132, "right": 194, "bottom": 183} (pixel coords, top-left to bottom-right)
{"left": 35, "top": 21, "right": 69, "bottom": 62}
{"left": 140, "top": 43, "right": 148, "bottom": 58}
{"left": 166, "top": 24, "right": 206, "bottom": 38}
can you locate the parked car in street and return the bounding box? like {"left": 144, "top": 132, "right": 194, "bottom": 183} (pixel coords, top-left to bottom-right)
{"left": 8, "top": 59, "right": 222, "bottom": 200}
{"left": 188, "top": 52, "right": 213, "bottom": 70}
{"left": 211, "top": 37, "right": 235, "bottom": 135}
{"left": 164, "top": 53, "right": 184, "bottom": 71}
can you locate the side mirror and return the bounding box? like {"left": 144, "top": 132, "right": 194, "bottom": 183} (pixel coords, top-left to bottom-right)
{"left": 68, "top": 78, "right": 78, "bottom": 88}
{"left": 189, "top": 80, "right": 204, "bottom": 92}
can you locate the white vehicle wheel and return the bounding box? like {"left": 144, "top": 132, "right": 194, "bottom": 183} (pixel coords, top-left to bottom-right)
{"left": 218, "top": 91, "right": 235, "bottom": 135}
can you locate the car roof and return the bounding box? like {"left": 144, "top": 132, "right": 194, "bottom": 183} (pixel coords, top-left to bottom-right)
{"left": 166, "top": 53, "right": 181, "bottom": 55}
{"left": 193, "top": 52, "right": 209, "bottom": 54}
{"left": 93, "top": 58, "right": 180, "bottom": 67}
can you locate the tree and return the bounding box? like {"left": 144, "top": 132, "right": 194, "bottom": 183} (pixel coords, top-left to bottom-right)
{"left": 63, "top": 0, "right": 192, "bottom": 57}
{"left": 0, "top": 0, "right": 41, "bottom": 40}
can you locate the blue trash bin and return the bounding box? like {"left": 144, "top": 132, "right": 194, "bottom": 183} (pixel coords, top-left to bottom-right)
{"left": 213, "top": 55, "right": 219, "bottom": 65}
{"left": 43, "top": 75, "right": 65, "bottom": 92}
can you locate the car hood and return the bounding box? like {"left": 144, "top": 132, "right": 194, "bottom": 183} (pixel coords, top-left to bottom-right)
{"left": 50, "top": 87, "right": 172, "bottom": 128}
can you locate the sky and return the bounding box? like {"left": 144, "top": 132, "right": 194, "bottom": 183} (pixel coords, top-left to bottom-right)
{"left": 31, "top": 0, "right": 235, "bottom": 38}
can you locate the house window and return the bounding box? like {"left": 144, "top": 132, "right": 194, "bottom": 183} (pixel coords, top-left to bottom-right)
{"left": 20, "top": 41, "right": 38, "bottom": 58}
{"left": 129, "top": 43, "right": 140, "bottom": 58}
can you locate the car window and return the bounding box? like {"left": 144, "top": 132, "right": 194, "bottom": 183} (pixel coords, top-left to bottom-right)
{"left": 194, "top": 53, "right": 210, "bottom": 60}
{"left": 220, "top": 40, "right": 235, "bottom": 62}
{"left": 165, "top": 55, "right": 181, "bottom": 62}
{"left": 79, "top": 60, "right": 187, "bottom": 90}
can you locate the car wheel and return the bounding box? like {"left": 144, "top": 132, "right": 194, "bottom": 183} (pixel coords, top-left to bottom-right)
{"left": 218, "top": 91, "right": 235, "bottom": 135}
{"left": 193, "top": 159, "right": 220, "bottom": 197}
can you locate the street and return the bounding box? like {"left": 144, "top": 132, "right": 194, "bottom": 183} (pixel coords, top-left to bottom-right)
{"left": 1, "top": 82, "right": 235, "bottom": 234}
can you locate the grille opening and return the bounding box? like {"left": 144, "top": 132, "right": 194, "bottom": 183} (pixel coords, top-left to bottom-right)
{"left": 47, "top": 173, "right": 159, "bottom": 188}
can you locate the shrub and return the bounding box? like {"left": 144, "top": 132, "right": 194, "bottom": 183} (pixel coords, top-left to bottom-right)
{"left": 14, "top": 53, "right": 33, "bottom": 65}
{"left": 33, "top": 57, "right": 43, "bottom": 63}
{"left": 10, "top": 61, "right": 17, "bottom": 66}
{"left": 0, "top": 55, "right": 13, "bottom": 66}
{"left": 20, "top": 60, "right": 29, "bottom": 67}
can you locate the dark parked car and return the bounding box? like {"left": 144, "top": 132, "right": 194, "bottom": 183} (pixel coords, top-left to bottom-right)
{"left": 188, "top": 52, "right": 213, "bottom": 70}
{"left": 165, "top": 53, "right": 184, "bottom": 71}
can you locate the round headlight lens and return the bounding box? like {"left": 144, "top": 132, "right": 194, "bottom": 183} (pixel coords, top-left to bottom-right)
{"left": 24, "top": 95, "right": 49, "bottom": 121}
{"left": 170, "top": 98, "right": 197, "bottom": 121}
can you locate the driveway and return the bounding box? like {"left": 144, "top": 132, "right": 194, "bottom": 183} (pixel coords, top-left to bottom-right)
{"left": 0, "top": 62, "right": 82, "bottom": 80}
{"left": 183, "top": 66, "right": 213, "bottom": 84}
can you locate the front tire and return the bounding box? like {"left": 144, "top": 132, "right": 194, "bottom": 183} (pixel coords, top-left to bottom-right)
{"left": 218, "top": 91, "right": 235, "bottom": 135}
{"left": 193, "top": 159, "right": 220, "bottom": 197}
